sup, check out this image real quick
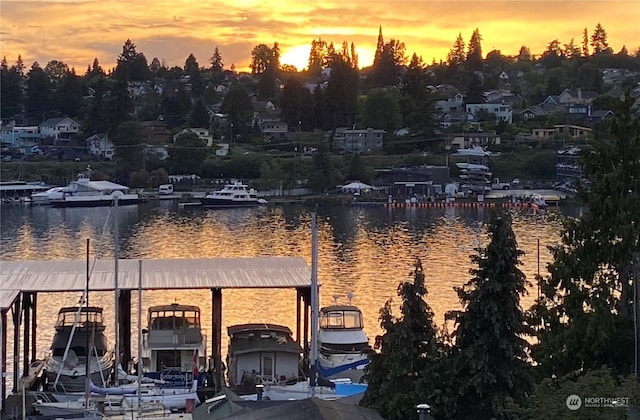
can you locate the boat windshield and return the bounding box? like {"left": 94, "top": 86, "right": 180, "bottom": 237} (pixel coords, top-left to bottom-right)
{"left": 320, "top": 310, "right": 363, "bottom": 329}
{"left": 149, "top": 309, "right": 200, "bottom": 330}
{"left": 56, "top": 309, "right": 103, "bottom": 327}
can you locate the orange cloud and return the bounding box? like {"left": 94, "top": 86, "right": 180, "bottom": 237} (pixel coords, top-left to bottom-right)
{"left": 1, "top": 1, "right": 637, "bottom": 73}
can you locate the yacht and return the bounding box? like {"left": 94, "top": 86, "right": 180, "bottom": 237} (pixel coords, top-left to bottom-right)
{"left": 200, "top": 181, "right": 266, "bottom": 208}
{"left": 141, "top": 303, "right": 207, "bottom": 387}
{"left": 49, "top": 168, "right": 139, "bottom": 207}
{"left": 316, "top": 305, "right": 370, "bottom": 379}
{"left": 30, "top": 186, "right": 67, "bottom": 205}
{"left": 43, "top": 306, "right": 114, "bottom": 393}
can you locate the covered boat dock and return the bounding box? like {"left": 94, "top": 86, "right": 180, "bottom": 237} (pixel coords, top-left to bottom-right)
{"left": 0, "top": 257, "right": 314, "bottom": 413}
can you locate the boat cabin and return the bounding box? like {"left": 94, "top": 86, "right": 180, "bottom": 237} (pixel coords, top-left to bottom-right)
{"left": 227, "top": 323, "right": 303, "bottom": 390}
{"left": 142, "top": 303, "right": 206, "bottom": 378}
{"left": 319, "top": 305, "right": 364, "bottom": 330}
{"left": 51, "top": 306, "right": 109, "bottom": 359}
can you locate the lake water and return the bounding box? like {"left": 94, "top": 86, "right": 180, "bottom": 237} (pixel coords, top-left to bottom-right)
{"left": 0, "top": 201, "right": 576, "bottom": 390}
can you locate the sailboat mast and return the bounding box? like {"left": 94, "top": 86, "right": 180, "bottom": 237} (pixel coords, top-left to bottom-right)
{"left": 85, "top": 238, "right": 90, "bottom": 410}
{"left": 310, "top": 212, "right": 319, "bottom": 390}
{"left": 114, "top": 196, "right": 120, "bottom": 385}
{"left": 137, "top": 260, "right": 143, "bottom": 415}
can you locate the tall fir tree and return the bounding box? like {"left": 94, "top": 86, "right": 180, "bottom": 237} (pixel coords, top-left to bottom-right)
{"left": 361, "top": 259, "right": 441, "bottom": 420}
{"left": 466, "top": 28, "right": 483, "bottom": 71}
{"left": 447, "top": 33, "right": 466, "bottom": 67}
{"left": 530, "top": 92, "right": 640, "bottom": 377}
{"left": 590, "top": 23, "right": 609, "bottom": 54}
{"left": 452, "top": 209, "right": 532, "bottom": 419}
{"left": 582, "top": 27, "right": 590, "bottom": 57}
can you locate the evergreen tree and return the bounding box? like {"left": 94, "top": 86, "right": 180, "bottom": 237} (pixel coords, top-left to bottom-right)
{"left": 465, "top": 72, "right": 485, "bottom": 104}
{"left": 582, "top": 27, "right": 590, "bottom": 57}
{"left": 590, "top": 23, "right": 609, "bottom": 55}
{"left": 0, "top": 60, "right": 24, "bottom": 118}
{"left": 279, "top": 75, "right": 314, "bottom": 129}
{"left": 220, "top": 85, "right": 253, "bottom": 142}
{"left": 362, "top": 88, "right": 402, "bottom": 132}
{"left": 210, "top": 47, "right": 224, "bottom": 71}
{"left": 531, "top": 93, "right": 640, "bottom": 377}
{"left": 56, "top": 68, "right": 83, "bottom": 117}
{"left": 111, "top": 120, "right": 146, "bottom": 171}
{"left": 447, "top": 33, "right": 466, "bottom": 68}
{"left": 308, "top": 138, "right": 336, "bottom": 192}
{"left": 517, "top": 46, "right": 531, "bottom": 62}
{"left": 168, "top": 131, "right": 208, "bottom": 174}
{"left": 24, "top": 62, "right": 53, "bottom": 124}
{"left": 361, "top": 259, "right": 440, "bottom": 420}
{"left": 324, "top": 56, "right": 359, "bottom": 128}
{"left": 115, "top": 39, "right": 151, "bottom": 81}
{"left": 307, "top": 38, "right": 327, "bottom": 78}
{"left": 184, "top": 53, "right": 203, "bottom": 93}
{"left": 189, "top": 98, "right": 210, "bottom": 128}
{"left": 374, "top": 25, "right": 384, "bottom": 64}
{"left": 453, "top": 209, "right": 532, "bottom": 419}
{"left": 466, "top": 28, "right": 483, "bottom": 71}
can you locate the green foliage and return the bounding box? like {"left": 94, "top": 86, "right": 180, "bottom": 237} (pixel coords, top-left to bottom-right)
{"left": 507, "top": 367, "right": 638, "bottom": 419}
{"left": 111, "top": 120, "right": 146, "bottom": 171}
{"left": 189, "top": 99, "right": 210, "bottom": 128}
{"left": 167, "top": 132, "right": 208, "bottom": 174}
{"left": 453, "top": 209, "right": 532, "bottom": 419}
{"left": 25, "top": 63, "right": 53, "bottom": 124}
{"left": 360, "top": 259, "right": 441, "bottom": 420}
{"left": 362, "top": 88, "right": 402, "bottom": 131}
{"left": 530, "top": 93, "right": 640, "bottom": 377}
{"left": 0, "top": 60, "right": 24, "bottom": 118}
{"left": 221, "top": 85, "right": 253, "bottom": 142}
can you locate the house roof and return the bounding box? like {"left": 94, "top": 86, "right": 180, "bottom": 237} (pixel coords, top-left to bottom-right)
{"left": 40, "top": 117, "right": 78, "bottom": 127}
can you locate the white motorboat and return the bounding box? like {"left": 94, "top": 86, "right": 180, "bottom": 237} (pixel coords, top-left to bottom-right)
{"left": 141, "top": 303, "right": 207, "bottom": 387}
{"left": 316, "top": 304, "right": 370, "bottom": 379}
{"left": 200, "top": 181, "right": 266, "bottom": 208}
{"left": 33, "top": 393, "right": 170, "bottom": 417}
{"left": 49, "top": 169, "right": 139, "bottom": 207}
{"left": 30, "top": 186, "right": 67, "bottom": 205}
{"left": 43, "top": 306, "right": 114, "bottom": 393}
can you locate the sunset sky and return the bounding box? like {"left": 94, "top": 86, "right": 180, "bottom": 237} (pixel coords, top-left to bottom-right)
{"left": 1, "top": 1, "right": 638, "bottom": 74}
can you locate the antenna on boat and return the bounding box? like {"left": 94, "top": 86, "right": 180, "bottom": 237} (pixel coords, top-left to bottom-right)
{"left": 347, "top": 292, "right": 354, "bottom": 305}
{"left": 332, "top": 295, "right": 340, "bottom": 305}
{"left": 310, "top": 211, "right": 319, "bottom": 394}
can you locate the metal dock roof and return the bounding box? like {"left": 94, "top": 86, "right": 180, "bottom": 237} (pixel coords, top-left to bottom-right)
{"left": 0, "top": 257, "right": 312, "bottom": 309}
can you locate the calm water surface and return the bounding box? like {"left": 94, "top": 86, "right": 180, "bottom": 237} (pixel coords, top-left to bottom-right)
{"left": 0, "top": 201, "right": 571, "bottom": 388}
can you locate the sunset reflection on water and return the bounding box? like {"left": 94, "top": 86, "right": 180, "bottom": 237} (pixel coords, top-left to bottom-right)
{"left": 0, "top": 203, "right": 564, "bottom": 387}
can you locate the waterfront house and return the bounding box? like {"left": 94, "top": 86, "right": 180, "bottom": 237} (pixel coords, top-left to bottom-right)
{"left": 450, "top": 132, "right": 501, "bottom": 149}
{"left": 465, "top": 103, "right": 513, "bottom": 124}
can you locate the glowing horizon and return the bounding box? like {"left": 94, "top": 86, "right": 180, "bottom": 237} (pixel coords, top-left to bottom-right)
{"left": 1, "top": 1, "right": 637, "bottom": 74}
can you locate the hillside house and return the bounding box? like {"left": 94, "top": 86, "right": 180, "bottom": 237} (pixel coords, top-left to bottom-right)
{"left": 86, "top": 133, "right": 115, "bottom": 160}
{"left": 450, "top": 132, "right": 501, "bottom": 149}
{"left": 465, "top": 103, "right": 513, "bottom": 124}
{"left": 331, "top": 128, "right": 385, "bottom": 153}
{"left": 39, "top": 117, "right": 80, "bottom": 143}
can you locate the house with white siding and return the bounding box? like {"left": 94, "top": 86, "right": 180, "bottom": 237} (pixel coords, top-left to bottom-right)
{"left": 39, "top": 117, "right": 80, "bottom": 143}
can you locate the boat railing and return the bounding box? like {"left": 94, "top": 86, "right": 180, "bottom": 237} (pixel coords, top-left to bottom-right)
{"left": 146, "top": 329, "right": 203, "bottom": 346}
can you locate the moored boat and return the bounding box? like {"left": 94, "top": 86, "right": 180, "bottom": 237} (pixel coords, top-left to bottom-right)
{"left": 43, "top": 306, "right": 114, "bottom": 393}
{"left": 226, "top": 323, "right": 303, "bottom": 393}
{"left": 316, "top": 304, "right": 371, "bottom": 379}
{"left": 200, "top": 181, "right": 266, "bottom": 208}
{"left": 48, "top": 168, "right": 139, "bottom": 208}
{"left": 141, "top": 303, "right": 207, "bottom": 387}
